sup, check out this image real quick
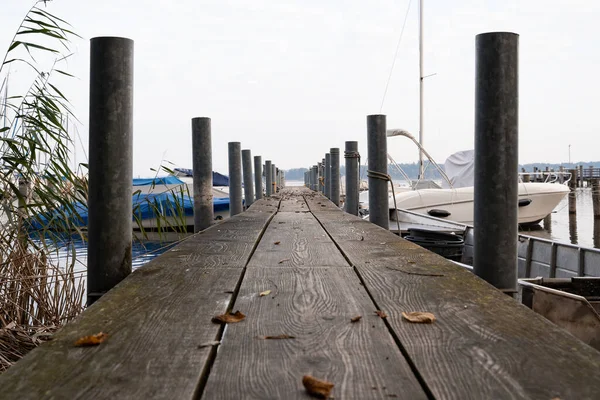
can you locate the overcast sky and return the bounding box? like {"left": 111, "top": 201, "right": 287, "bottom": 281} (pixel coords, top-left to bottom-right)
{"left": 2, "top": 0, "right": 599, "bottom": 177}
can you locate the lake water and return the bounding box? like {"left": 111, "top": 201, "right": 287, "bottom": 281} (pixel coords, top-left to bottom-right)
{"left": 47, "top": 185, "right": 599, "bottom": 276}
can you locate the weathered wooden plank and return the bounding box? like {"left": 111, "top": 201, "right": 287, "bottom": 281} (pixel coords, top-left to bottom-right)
{"left": 302, "top": 190, "right": 340, "bottom": 212}
{"left": 202, "top": 267, "right": 428, "bottom": 399}
{"left": 278, "top": 188, "right": 310, "bottom": 212}
{"left": 246, "top": 196, "right": 280, "bottom": 213}
{"left": 0, "top": 210, "right": 275, "bottom": 400}
{"left": 313, "top": 210, "right": 600, "bottom": 400}
{"left": 247, "top": 212, "right": 348, "bottom": 268}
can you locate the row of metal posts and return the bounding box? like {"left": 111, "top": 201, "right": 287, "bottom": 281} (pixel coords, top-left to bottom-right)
{"left": 86, "top": 36, "right": 283, "bottom": 306}
{"left": 308, "top": 32, "right": 520, "bottom": 296}
{"left": 305, "top": 143, "right": 359, "bottom": 216}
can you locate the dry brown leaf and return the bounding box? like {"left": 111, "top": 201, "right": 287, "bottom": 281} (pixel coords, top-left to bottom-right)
{"left": 350, "top": 315, "right": 362, "bottom": 323}
{"left": 302, "top": 375, "right": 334, "bottom": 398}
{"left": 74, "top": 332, "right": 108, "bottom": 347}
{"left": 274, "top": 241, "right": 281, "bottom": 245}
{"left": 259, "top": 290, "right": 272, "bottom": 297}
{"left": 211, "top": 311, "right": 246, "bottom": 324}
{"left": 257, "top": 334, "right": 296, "bottom": 340}
{"left": 375, "top": 310, "right": 388, "bottom": 319}
{"left": 402, "top": 311, "right": 436, "bottom": 323}
{"left": 198, "top": 340, "right": 221, "bottom": 349}
{"left": 278, "top": 258, "right": 290, "bottom": 264}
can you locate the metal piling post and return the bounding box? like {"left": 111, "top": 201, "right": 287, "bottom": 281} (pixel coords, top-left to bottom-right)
{"left": 367, "top": 114, "right": 388, "bottom": 229}
{"left": 473, "top": 32, "right": 519, "bottom": 296}
{"left": 330, "top": 148, "right": 340, "bottom": 206}
{"left": 345, "top": 141, "right": 359, "bottom": 215}
{"left": 228, "top": 142, "right": 243, "bottom": 216}
{"left": 87, "top": 37, "right": 134, "bottom": 306}
{"left": 192, "top": 117, "right": 213, "bottom": 233}
{"left": 242, "top": 149, "right": 254, "bottom": 208}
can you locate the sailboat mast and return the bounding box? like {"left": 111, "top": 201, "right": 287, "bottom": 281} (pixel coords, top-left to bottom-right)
{"left": 418, "top": 0, "right": 425, "bottom": 179}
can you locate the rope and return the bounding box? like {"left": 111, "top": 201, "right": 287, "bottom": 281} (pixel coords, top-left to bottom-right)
{"left": 344, "top": 150, "right": 361, "bottom": 193}
{"left": 367, "top": 169, "right": 401, "bottom": 233}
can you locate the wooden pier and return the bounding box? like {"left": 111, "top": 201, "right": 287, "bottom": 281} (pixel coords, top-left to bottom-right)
{"left": 2, "top": 187, "right": 600, "bottom": 399}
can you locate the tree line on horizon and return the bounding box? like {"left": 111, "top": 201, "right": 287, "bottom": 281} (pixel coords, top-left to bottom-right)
{"left": 283, "top": 161, "right": 600, "bottom": 181}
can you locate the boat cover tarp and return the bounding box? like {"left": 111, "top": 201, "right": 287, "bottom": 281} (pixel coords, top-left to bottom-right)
{"left": 442, "top": 150, "right": 475, "bottom": 189}
{"left": 174, "top": 168, "right": 230, "bottom": 186}
{"left": 27, "top": 193, "right": 231, "bottom": 230}
{"left": 132, "top": 176, "right": 184, "bottom": 186}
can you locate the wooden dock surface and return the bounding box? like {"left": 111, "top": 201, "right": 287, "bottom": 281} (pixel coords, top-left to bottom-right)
{"left": 2, "top": 187, "right": 600, "bottom": 399}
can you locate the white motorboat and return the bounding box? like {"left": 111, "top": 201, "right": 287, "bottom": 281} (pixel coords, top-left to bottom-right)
{"left": 386, "top": 133, "right": 570, "bottom": 226}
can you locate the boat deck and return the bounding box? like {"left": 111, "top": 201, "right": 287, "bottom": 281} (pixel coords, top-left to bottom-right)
{"left": 1, "top": 187, "right": 600, "bottom": 399}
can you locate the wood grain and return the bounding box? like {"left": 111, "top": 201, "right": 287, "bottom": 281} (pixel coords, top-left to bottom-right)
{"left": 0, "top": 210, "right": 274, "bottom": 400}
{"left": 313, "top": 210, "right": 600, "bottom": 400}
{"left": 202, "top": 267, "right": 427, "bottom": 399}
{"left": 247, "top": 212, "right": 348, "bottom": 268}
{"left": 278, "top": 188, "right": 310, "bottom": 212}
{"left": 302, "top": 190, "right": 341, "bottom": 212}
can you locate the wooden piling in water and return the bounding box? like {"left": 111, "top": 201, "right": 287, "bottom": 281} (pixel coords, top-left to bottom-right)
{"left": 593, "top": 179, "right": 600, "bottom": 219}
{"left": 192, "top": 117, "right": 213, "bottom": 232}
{"left": 473, "top": 32, "right": 519, "bottom": 296}
{"left": 87, "top": 37, "right": 134, "bottom": 306}
{"left": 228, "top": 142, "right": 243, "bottom": 216}
{"left": 569, "top": 168, "right": 577, "bottom": 214}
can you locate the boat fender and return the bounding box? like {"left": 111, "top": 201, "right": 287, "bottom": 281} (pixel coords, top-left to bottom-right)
{"left": 427, "top": 209, "right": 451, "bottom": 218}
{"left": 518, "top": 199, "right": 532, "bottom": 207}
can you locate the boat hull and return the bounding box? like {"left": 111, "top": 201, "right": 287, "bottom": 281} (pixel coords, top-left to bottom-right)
{"left": 390, "top": 183, "right": 570, "bottom": 225}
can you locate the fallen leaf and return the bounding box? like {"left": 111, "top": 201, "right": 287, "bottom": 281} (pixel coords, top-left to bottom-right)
{"left": 211, "top": 311, "right": 246, "bottom": 324}
{"left": 360, "top": 236, "right": 364, "bottom": 241}
{"left": 257, "top": 334, "right": 296, "bottom": 340}
{"left": 375, "top": 310, "right": 388, "bottom": 319}
{"left": 402, "top": 311, "right": 436, "bottom": 323}
{"left": 350, "top": 315, "right": 362, "bottom": 323}
{"left": 302, "top": 375, "right": 334, "bottom": 398}
{"left": 74, "top": 332, "right": 108, "bottom": 347}
{"left": 259, "top": 290, "right": 271, "bottom": 297}
{"left": 274, "top": 241, "right": 281, "bottom": 245}
{"left": 278, "top": 258, "right": 290, "bottom": 264}
{"left": 198, "top": 340, "right": 221, "bottom": 349}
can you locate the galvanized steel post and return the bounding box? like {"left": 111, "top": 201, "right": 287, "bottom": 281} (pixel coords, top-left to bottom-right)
{"left": 265, "top": 160, "right": 272, "bottom": 196}
{"left": 474, "top": 32, "right": 519, "bottom": 296}
{"left": 367, "top": 114, "right": 388, "bottom": 229}
{"left": 192, "top": 117, "right": 213, "bottom": 233}
{"left": 87, "top": 37, "right": 134, "bottom": 306}
{"left": 242, "top": 149, "right": 254, "bottom": 208}
{"left": 330, "top": 148, "right": 340, "bottom": 206}
{"left": 345, "top": 141, "right": 359, "bottom": 215}
{"left": 311, "top": 165, "right": 318, "bottom": 191}
{"left": 228, "top": 142, "right": 243, "bottom": 216}
{"left": 254, "top": 156, "right": 263, "bottom": 200}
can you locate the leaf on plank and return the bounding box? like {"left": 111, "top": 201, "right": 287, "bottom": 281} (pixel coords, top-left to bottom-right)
{"left": 302, "top": 375, "right": 334, "bottom": 398}
{"left": 375, "top": 310, "right": 387, "bottom": 319}
{"left": 198, "top": 340, "right": 221, "bottom": 349}
{"left": 402, "top": 311, "right": 436, "bottom": 323}
{"left": 256, "top": 334, "right": 296, "bottom": 340}
{"left": 274, "top": 241, "right": 281, "bottom": 245}
{"left": 278, "top": 258, "right": 290, "bottom": 264}
{"left": 74, "top": 332, "right": 108, "bottom": 347}
{"left": 350, "top": 315, "right": 362, "bottom": 323}
{"left": 211, "top": 311, "right": 246, "bottom": 324}
{"left": 259, "top": 290, "right": 271, "bottom": 297}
